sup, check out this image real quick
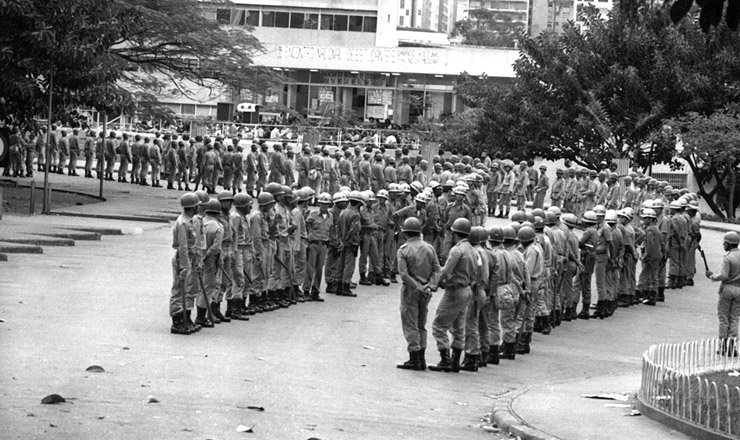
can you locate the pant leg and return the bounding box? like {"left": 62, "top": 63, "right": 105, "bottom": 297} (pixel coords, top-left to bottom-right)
{"left": 401, "top": 287, "right": 430, "bottom": 352}
{"left": 169, "top": 255, "right": 186, "bottom": 316}
{"left": 119, "top": 158, "right": 128, "bottom": 180}
{"left": 342, "top": 246, "right": 358, "bottom": 284}
{"left": 325, "top": 246, "right": 339, "bottom": 284}
{"left": 432, "top": 287, "right": 471, "bottom": 351}
{"left": 268, "top": 241, "right": 283, "bottom": 291}
{"left": 219, "top": 254, "right": 232, "bottom": 301}
{"left": 464, "top": 290, "right": 483, "bottom": 354}
{"left": 669, "top": 245, "right": 682, "bottom": 277}
{"left": 25, "top": 150, "right": 35, "bottom": 173}
{"left": 202, "top": 255, "right": 219, "bottom": 305}
{"left": 304, "top": 243, "right": 318, "bottom": 292}
{"left": 313, "top": 244, "right": 327, "bottom": 291}
{"left": 249, "top": 252, "right": 266, "bottom": 296}
{"left": 231, "top": 247, "right": 245, "bottom": 300}
{"left": 368, "top": 233, "right": 380, "bottom": 275}
{"left": 451, "top": 288, "right": 472, "bottom": 350}
{"left": 185, "top": 255, "right": 198, "bottom": 310}
{"left": 595, "top": 254, "right": 608, "bottom": 302}
{"left": 478, "top": 292, "right": 491, "bottom": 352}
{"left": 685, "top": 244, "right": 696, "bottom": 280}
{"left": 727, "top": 287, "right": 740, "bottom": 339}
{"left": 294, "top": 240, "right": 306, "bottom": 286}
{"left": 359, "top": 234, "right": 369, "bottom": 275}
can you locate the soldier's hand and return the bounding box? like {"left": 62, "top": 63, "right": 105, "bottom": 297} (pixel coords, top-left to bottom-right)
{"left": 705, "top": 270, "right": 713, "bottom": 279}
{"left": 179, "top": 269, "right": 189, "bottom": 281}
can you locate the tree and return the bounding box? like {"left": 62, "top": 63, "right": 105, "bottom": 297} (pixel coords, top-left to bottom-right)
{"left": 0, "top": 0, "right": 275, "bottom": 124}
{"left": 451, "top": 9, "right": 523, "bottom": 48}
{"left": 455, "top": 3, "right": 740, "bottom": 169}
{"left": 653, "top": 107, "right": 740, "bottom": 218}
{"left": 669, "top": 0, "right": 740, "bottom": 32}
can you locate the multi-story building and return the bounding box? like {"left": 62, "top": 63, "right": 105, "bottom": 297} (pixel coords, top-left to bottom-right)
{"left": 154, "top": 0, "right": 518, "bottom": 125}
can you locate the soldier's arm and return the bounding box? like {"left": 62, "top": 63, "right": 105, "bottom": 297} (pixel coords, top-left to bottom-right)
{"left": 176, "top": 222, "right": 192, "bottom": 273}
{"left": 428, "top": 248, "right": 442, "bottom": 291}
{"left": 439, "top": 246, "right": 461, "bottom": 285}
{"left": 398, "top": 248, "right": 425, "bottom": 293}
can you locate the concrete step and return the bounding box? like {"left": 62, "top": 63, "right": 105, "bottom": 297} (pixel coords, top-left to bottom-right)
{"left": 2, "top": 236, "right": 75, "bottom": 246}
{"left": 0, "top": 242, "right": 43, "bottom": 254}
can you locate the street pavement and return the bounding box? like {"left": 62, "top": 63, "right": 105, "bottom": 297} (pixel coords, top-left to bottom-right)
{"left": 0, "top": 174, "right": 733, "bottom": 439}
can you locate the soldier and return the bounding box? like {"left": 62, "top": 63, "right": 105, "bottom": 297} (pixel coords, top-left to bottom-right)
{"left": 338, "top": 191, "right": 363, "bottom": 297}
{"left": 129, "top": 134, "right": 141, "bottom": 183}
{"left": 550, "top": 169, "right": 564, "bottom": 208}
{"left": 685, "top": 201, "right": 701, "bottom": 286}
{"left": 56, "top": 129, "right": 69, "bottom": 175}
{"left": 138, "top": 137, "right": 151, "bottom": 185}
{"left": 371, "top": 154, "right": 386, "bottom": 193}
{"left": 601, "top": 210, "right": 623, "bottom": 318}
{"left": 561, "top": 168, "right": 576, "bottom": 213}
{"left": 396, "top": 217, "right": 441, "bottom": 371}
{"left": 169, "top": 193, "right": 200, "bottom": 335}
{"left": 513, "top": 161, "right": 529, "bottom": 212}
{"left": 230, "top": 193, "right": 254, "bottom": 317}
{"left": 267, "top": 184, "right": 293, "bottom": 307}
{"left": 320, "top": 148, "right": 334, "bottom": 193}
{"left": 589, "top": 205, "right": 613, "bottom": 318}
{"left": 667, "top": 200, "right": 689, "bottom": 289}
{"left": 594, "top": 171, "right": 608, "bottom": 206}
{"left": 117, "top": 133, "right": 131, "bottom": 182}
{"left": 296, "top": 145, "right": 310, "bottom": 189}
{"left": 67, "top": 129, "right": 80, "bottom": 176}
{"left": 246, "top": 144, "right": 258, "bottom": 196}
{"left": 304, "top": 193, "right": 333, "bottom": 301}
{"left": 257, "top": 142, "right": 269, "bottom": 193}
{"left": 291, "top": 188, "right": 308, "bottom": 301}
{"left": 498, "top": 226, "right": 528, "bottom": 359}
{"left": 429, "top": 218, "right": 476, "bottom": 373}
{"left": 605, "top": 172, "right": 621, "bottom": 210}
{"left": 384, "top": 156, "right": 398, "bottom": 186}
{"left": 176, "top": 141, "right": 190, "bottom": 191}
{"left": 460, "top": 227, "right": 488, "bottom": 371}
{"left": 105, "top": 131, "right": 118, "bottom": 182}
{"left": 165, "top": 138, "right": 178, "bottom": 189}
{"left": 559, "top": 214, "right": 581, "bottom": 320}
{"left": 653, "top": 199, "right": 670, "bottom": 302}
{"left": 705, "top": 231, "right": 740, "bottom": 357}
{"left": 621, "top": 176, "right": 635, "bottom": 210}
{"left": 617, "top": 208, "right": 637, "bottom": 307}
{"left": 357, "top": 191, "right": 380, "bottom": 286}
{"left": 431, "top": 162, "right": 443, "bottom": 184}
{"left": 357, "top": 152, "right": 371, "bottom": 190}
{"left": 638, "top": 208, "right": 663, "bottom": 306}
{"left": 397, "top": 155, "right": 413, "bottom": 185}
{"left": 575, "top": 211, "right": 598, "bottom": 319}
{"left": 284, "top": 148, "right": 295, "bottom": 188}
{"left": 201, "top": 143, "right": 219, "bottom": 194}
{"left": 249, "top": 192, "right": 274, "bottom": 312}
{"left": 210, "top": 191, "right": 235, "bottom": 323}
{"left": 268, "top": 143, "right": 284, "bottom": 184}
{"left": 196, "top": 199, "right": 223, "bottom": 327}
{"left": 533, "top": 165, "right": 549, "bottom": 209}
{"left": 325, "top": 192, "right": 349, "bottom": 294}
{"left": 35, "top": 126, "right": 47, "bottom": 173}
{"left": 483, "top": 226, "right": 503, "bottom": 365}
{"left": 516, "top": 226, "right": 542, "bottom": 355}
{"left": 374, "top": 189, "right": 393, "bottom": 285}
{"left": 487, "top": 163, "right": 501, "bottom": 216}
{"left": 442, "top": 185, "right": 473, "bottom": 261}
{"left": 220, "top": 143, "right": 235, "bottom": 192}
{"left": 416, "top": 160, "right": 429, "bottom": 187}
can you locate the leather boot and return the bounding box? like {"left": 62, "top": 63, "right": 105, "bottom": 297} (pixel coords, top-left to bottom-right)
{"left": 553, "top": 310, "right": 561, "bottom": 327}
{"left": 578, "top": 303, "right": 591, "bottom": 320}
{"left": 533, "top": 316, "right": 544, "bottom": 333}
{"left": 685, "top": 277, "right": 694, "bottom": 286}
{"left": 428, "top": 349, "right": 452, "bottom": 372}
{"left": 295, "top": 286, "right": 306, "bottom": 303}
{"left": 563, "top": 308, "right": 573, "bottom": 322}
{"left": 170, "top": 315, "right": 190, "bottom": 335}
{"left": 185, "top": 311, "right": 201, "bottom": 333}
{"left": 311, "top": 290, "right": 325, "bottom": 302}
{"left": 657, "top": 287, "right": 665, "bottom": 302}
{"left": 185, "top": 184, "right": 192, "bottom": 191}
{"left": 450, "top": 348, "right": 462, "bottom": 373}
{"left": 460, "top": 353, "right": 479, "bottom": 372}
{"left": 542, "top": 315, "right": 552, "bottom": 335}
{"left": 419, "top": 349, "right": 427, "bottom": 370}
{"left": 341, "top": 283, "right": 357, "bottom": 297}
{"left": 278, "top": 289, "right": 291, "bottom": 308}
{"left": 195, "top": 307, "right": 214, "bottom": 328}
{"left": 226, "top": 299, "right": 249, "bottom": 321}
{"left": 591, "top": 301, "right": 606, "bottom": 319}
{"left": 666, "top": 276, "right": 676, "bottom": 289}
{"left": 396, "top": 350, "right": 423, "bottom": 370}
{"left": 359, "top": 273, "right": 371, "bottom": 286}
{"left": 643, "top": 291, "right": 657, "bottom": 306}
{"left": 479, "top": 350, "right": 488, "bottom": 367}
{"left": 505, "top": 342, "right": 517, "bottom": 360}
{"left": 325, "top": 281, "right": 337, "bottom": 294}
{"left": 212, "top": 301, "right": 230, "bottom": 322}
{"left": 488, "top": 346, "right": 500, "bottom": 365}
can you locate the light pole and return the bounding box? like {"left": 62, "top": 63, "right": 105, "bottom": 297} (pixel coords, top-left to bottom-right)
{"left": 42, "top": 67, "right": 53, "bottom": 214}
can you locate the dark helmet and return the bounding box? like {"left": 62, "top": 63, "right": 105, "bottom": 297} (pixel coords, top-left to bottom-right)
{"left": 502, "top": 226, "right": 517, "bottom": 241}
{"left": 545, "top": 212, "right": 558, "bottom": 226}
{"left": 180, "top": 193, "right": 200, "bottom": 209}
{"left": 517, "top": 226, "right": 536, "bottom": 243}
{"left": 265, "top": 182, "right": 284, "bottom": 196}
{"left": 401, "top": 217, "right": 422, "bottom": 233}
{"left": 257, "top": 192, "right": 275, "bottom": 206}
{"left": 511, "top": 211, "right": 526, "bottom": 223}
{"left": 533, "top": 216, "right": 545, "bottom": 231}
{"left": 217, "top": 190, "right": 234, "bottom": 202}
{"left": 469, "top": 226, "right": 489, "bottom": 245}
{"left": 531, "top": 208, "right": 546, "bottom": 219}
{"left": 487, "top": 226, "right": 504, "bottom": 243}
{"left": 450, "top": 218, "right": 471, "bottom": 236}
{"left": 508, "top": 222, "right": 522, "bottom": 235}
{"left": 204, "top": 199, "right": 221, "bottom": 213}
{"left": 233, "top": 193, "right": 253, "bottom": 208}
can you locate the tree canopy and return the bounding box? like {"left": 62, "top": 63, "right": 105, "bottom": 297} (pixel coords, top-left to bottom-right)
{"left": 0, "top": 0, "right": 275, "bottom": 124}
{"left": 451, "top": 9, "right": 523, "bottom": 48}
{"left": 452, "top": 3, "right": 740, "bottom": 169}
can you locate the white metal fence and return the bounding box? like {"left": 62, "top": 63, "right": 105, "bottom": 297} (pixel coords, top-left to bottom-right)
{"left": 640, "top": 338, "right": 740, "bottom": 437}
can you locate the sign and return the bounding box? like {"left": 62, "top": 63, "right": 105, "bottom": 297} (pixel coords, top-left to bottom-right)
{"left": 382, "top": 90, "right": 393, "bottom": 105}
{"left": 318, "top": 87, "right": 334, "bottom": 103}
{"left": 366, "top": 105, "right": 385, "bottom": 119}
{"left": 276, "top": 46, "right": 441, "bottom": 66}
{"left": 367, "top": 89, "right": 383, "bottom": 105}
{"left": 236, "top": 103, "right": 257, "bottom": 112}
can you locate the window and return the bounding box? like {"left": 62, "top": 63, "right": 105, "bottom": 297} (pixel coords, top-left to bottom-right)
{"left": 181, "top": 104, "right": 196, "bottom": 115}
{"left": 348, "top": 15, "right": 363, "bottom": 31}
{"left": 216, "top": 8, "right": 231, "bottom": 24}
{"left": 306, "top": 13, "right": 319, "bottom": 29}
{"left": 399, "top": 16, "right": 404, "bottom": 25}
{"left": 290, "top": 12, "right": 305, "bottom": 28}
{"left": 320, "top": 14, "right": 333, "bottom": 29}
{"left": 400, "top": 0, "right": 405, "bottom": 7}
{"left": 245, "top": 10, "right": 259, "bottom": 26}
{"left": 334, "top": 14, "right": 348, "bottom": 30}
{"left": 275, "top": 11, "right": 290, "bottom": 27}
{"left": 262, "top": 11, "right": 275, "bottom": 26}
{"left": 363, "top": 16, "right": 377, "bottom": 32}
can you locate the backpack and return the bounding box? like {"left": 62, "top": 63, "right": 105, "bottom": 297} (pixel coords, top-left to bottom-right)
{"left": 494, "top": 251, "right": 522, "bottom": 310}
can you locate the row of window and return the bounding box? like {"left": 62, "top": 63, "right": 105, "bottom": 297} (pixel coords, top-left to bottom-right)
{"left": 215, "top": 8, "right": 377, "bottom": 32}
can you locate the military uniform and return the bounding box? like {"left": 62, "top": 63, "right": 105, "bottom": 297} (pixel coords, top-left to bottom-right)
{"left": 708, "top": 244, "right": 740, "bottom": 344}
{"left": 304, "top": 209, "right": 332, "bottom": 295}
{"left": 339, "top": 203, "right": 361, "bottom": 294}
{"left": 169, "top": 211, "right": 197, "bottom": 322}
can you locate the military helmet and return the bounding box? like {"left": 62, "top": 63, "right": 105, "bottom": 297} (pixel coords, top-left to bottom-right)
{"left": 233, "top": 193, "right": 253, "bottom": 208}
{"left": 442, "top": 180, "right": 455, "bottom": 188}
{"left": 332, "top": 192, "right": 348, "bottom": 203}
{"left": 525, "top": 212, "right": 535, "bottom": 223}
{"left": 687, "top": 200, "right": 699, "bottom": 211}
{"left": 582, "top": 210, "right": 598, "bottom": 224}
{"left": 401, "top": 217, "right": 423, "bottom": 233}
{"left": 428, "top": 181, "right": 441, "bottom": 190}
{"left": 517, "top": 226, "right": 536, "bottom": 243}
{"left": 724, "top": 232, "right": 740, "bottom": 245}
{"left": 521, "top": 220, "right": 534, "bottom": 230}
{"left": 265, "top": 182, "right": 284, "bottom": 196}
{"left": 669, "top": 200, "right": 682, "bottom": 210}
{"left": 562, "top": 213, "right": 578, "bottom": 227}
{"left": 531, "top": 208, "right": 546, "bottom": 219}
{"left": 348, "top": 190, "right": 364, "bottom": 203}
{"left": 410, "top": 181, "right": 424, "bottom": 194}
{"left": 618, "top": 207, "right": 633, "bottom": 220}
{"left": 450, "top": 218, "right": 472, "bottom": 236}
{"left": 533, "top": 217, "right": 545, "bottom": 231}
{"left": 180, "top": 193, "right": 200, "bottom": 209}
{"left": 652, "top": 199, "right": 665, "bottom": 209}
{"left": 400, "top": 183, "right": 411, "bottom": 193}
{"left": 641, "top": 208, "right": 657, "bottom": 219}
{"left": 508, "top": 222, "right": 522, "bottom": 235}
{"left": 204, "top": 199, "right": 222, "bottom": 213}
{"left": 469, "top": 226, "right": 488, "bottom": 245}
{"left": 217, "top": 190, "right": 234, "bottom": 202}
{"left": 377, "top": 189, "right": 389, "bottom": 199}
{"left": 414, "top": 193, "right": 428, "bottom": 204}
{"left": 593, "top": 205, "right": 606, "bottom": 217}
{"left": 195, "top": 190, "right": 210, "bottom": 205}
{"left": 365, "top": 190, "right": 377, "bottom": 202}
{"left": 257, "top": 192, "right": 275, "bottom": 206}
{"left": 317, "top": 192, "right": 333, "bottom": 204}
{"left": 605, "top": 209, "right": 618, "bottom": 223}
{"left": 642, "top": 199, "right": 654, "bottom": 209}
{"left": 388, "top": 183, "right": 401, "bottom": 193}
{"left": 502, "top": 226, "right": 517, "bottom": 241}
{"left": 545, "top": 212, "right": 558, "bottom": 226}
{"left": 511, "top": 211, "right": 527, "bottom": 223}
{"left": 453, "top": 185, "right": 467, "bottom": 195}
{"left": 547, "top": 206, "right": 562, "bottom": 217}
{"left": 488, "top": 226, "right": 504, "bottom": 243}
{"left": 295, "top": 189, "right": 310, "bottom": 202}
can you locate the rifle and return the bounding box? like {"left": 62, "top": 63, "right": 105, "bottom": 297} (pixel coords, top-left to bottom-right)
{"left": 698, "top": 245, "right": 709, "bottom": 271}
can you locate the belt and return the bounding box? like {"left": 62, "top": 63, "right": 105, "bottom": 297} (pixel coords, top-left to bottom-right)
{"left": 309, "top": 240, "right": 328, "bottom": 245}
{"left": 446, "top": 284, "right": 467, "bottom": 290}
{"left": 723, "top": 281, "right": 740, "bottom": 288}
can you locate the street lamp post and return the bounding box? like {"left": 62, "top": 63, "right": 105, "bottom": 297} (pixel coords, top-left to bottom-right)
{"left": 42, "top": 68, "right": 53, "bottom": 214}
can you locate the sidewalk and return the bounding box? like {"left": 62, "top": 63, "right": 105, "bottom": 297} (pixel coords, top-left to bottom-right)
{"left": 494, "top": 373, "right": 694, "bottom": 440}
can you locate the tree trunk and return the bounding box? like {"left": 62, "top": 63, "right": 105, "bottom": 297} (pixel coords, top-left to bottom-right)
{"left": 686, "top": 156, "right": 726, "bottom": 218}
{"left": 728, "top": 167, "right": 736, "bottom": 220}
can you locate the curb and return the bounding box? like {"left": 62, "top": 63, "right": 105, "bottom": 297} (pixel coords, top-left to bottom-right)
{"left": 492, "top": 388, "right": 561, "bottom": 440}
{"left": 1, "top": 236, "right": 75, "bottom": 246}
{"left": 700, "top": 223, "right": 740, "bottom": 233}
{"left": 49, "top": 211, "right": 172, "bottom": 223}
{"left": 0, "top": 242, "right": 43, "bottom": 254}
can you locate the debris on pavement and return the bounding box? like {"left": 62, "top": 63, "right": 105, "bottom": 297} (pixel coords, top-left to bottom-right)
{"left": 454, "top": 401, "right": 468, "bottom": 406}
{"left": 0, "top": 318, "right": 5, "bottom": 322}
{"left": 122, "top": 347, "right": 130, "bottom": 350}
{"left": 624, "top": 410, "right": 642, "bottom": 417}
{"left": 236, "top": 424, "right": 254, "bottom": 433}
{"left": 146, "top": 395, "right": 159, "bottom": 403}
{"left": 480, "top": 425, "right": 501, "bottom": 433}
{"left": 41, "top": 394, "right": 66, "bottom": 404}
{"left": 85, "top": 365, "right": 105, "bottom": 373}
{"left": 235, "top": 405, "right": 264, "bottom": 412}
{"left": 362, "top": 345, "right": 376, "bottom": 350}
{"left": 580, "top": 393, "right": 630, "bottom": 401}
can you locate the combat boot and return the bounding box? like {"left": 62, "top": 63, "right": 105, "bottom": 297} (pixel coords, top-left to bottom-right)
{"left": 643, "top": 291, "right": 657, "bottom": 306}
{"left": 504, "top": 342, "right": 517, "bottom": 360}
{"left": 487, "top": 346, "right": 500, "bottom": 365}
{"left": 553, "top": 310, "right": 561, "bottom": 327}
{"left": 479, "top": 350, "right": 488, "bottom": 367}
{"left": 170, "top": 315, "right": 191, "bottom": 335}
{"left": 419, "top": 349, "right": 427, "bottom": 370}
{"left": 341, "top": 283, "right": 357, "bottom": 297}
{"left": 195, "top": 307, "right": 214, "bottom": 328}
{"left": 591, "top": 301, "right": 606, "bottom": 319}
{"left": 277, "top": 289, "right": 291, "bottom": 308}
{"left": 533, "top": 316, "right": 544, "bottom": 333}
{"left": 185, "top": 184, "right": 192, "bottom": 191}
{"left": 685, "top": 277, "right": 694, "bottom": 286}
{"left": 379, "top": 273, "right": 390, "bottom": 286}
{"left": 211, "top": 301, "right": 230, "bottom": 322}
{"left": 618, "top": 294, "right": 630, "bottom": 308}
{"left": 325, "top": 281, "right": 337, "bottom": 294}
{"left": 460, "top": 353, "right": 479, "bottom": 372}
{"left": 185, "top": 311, "right": 201, "bottom": 333}
{"left": 396, "top": 350, "right": 423, "bottom": 370}
{"left": 656, "top": 287, "right": 665, "bottom": 302}
{"left": 225, "top": 299, "right": 249, "bottom": 321}
{"left": 389, "top": 273, "right": 398, "bottom": 283}
{"left": 295, "top": 286, "right": 306, "bottom": 303}
{"left": 666, "top": 276, "right": 676, "bottom": 289}
{"left": 429, "top": 349, "right": 452, "bottom": 372}
{"left": 578, "top": 303, "right": 591, "bottom": 320}
{"left": 285, "top": 288, "right": 297, "bottom": 306}
{"left": 311, "top": 290, "right": 325, "bottom": 302}
{"left": 563, "top": 308, "right": 573, "bottom": 322}
{"left": 450, "top": 348, "right": 463, "bottom": 372}
{"left": 542, "top": 316, "right": 552, "bottom": 335}
{"left": 359, "top": 273, "right": 371, "bottom": 286}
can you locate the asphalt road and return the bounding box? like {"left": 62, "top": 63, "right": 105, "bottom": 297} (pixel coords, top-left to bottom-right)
{"left": 0, "top": 215, "right": 724, "bottom": 439}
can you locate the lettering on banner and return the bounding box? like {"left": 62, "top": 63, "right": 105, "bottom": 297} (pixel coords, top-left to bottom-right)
{"left": 275, "top": 45, "right": 441, "bottom": 68}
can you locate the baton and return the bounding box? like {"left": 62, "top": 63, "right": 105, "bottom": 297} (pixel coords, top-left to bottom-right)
{"left": 274, "top": 251, "right": 297, "bottom": 300}
{"left": 196, "top": 272, "right": 216, "bottom": 323}
{"left": 243, "top": 266, "right": 253, "bottom": 285}
{"left": 514, "top": 290, "right": 531, "bottom": 354}
{"left": 699, "top": 245, "right": 709, "bottom": 271}
{"left": 219, "top": 265, "right": 233, "bottom": 284}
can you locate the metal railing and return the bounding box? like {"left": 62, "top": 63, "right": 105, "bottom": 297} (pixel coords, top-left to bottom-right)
{"left": 640, "top": 338, "right": 740, "bottom": 437}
